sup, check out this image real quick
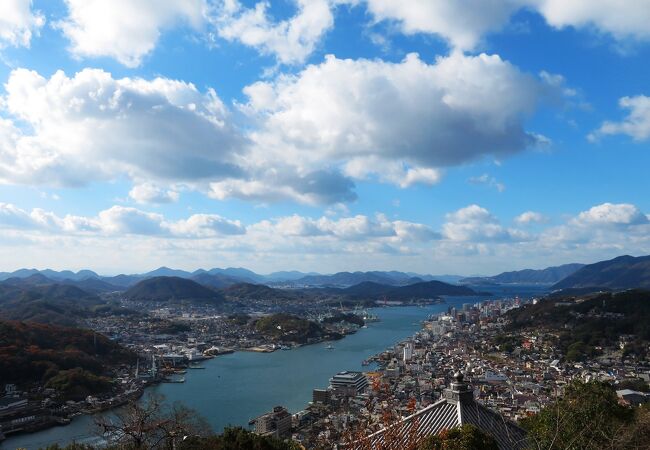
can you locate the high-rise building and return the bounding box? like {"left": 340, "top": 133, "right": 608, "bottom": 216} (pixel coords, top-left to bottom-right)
{"left": 403, "top": 342, "right": 414, "bottom": 362}
{"left": 329, "top": 371, "right": 368, "bottom": 396}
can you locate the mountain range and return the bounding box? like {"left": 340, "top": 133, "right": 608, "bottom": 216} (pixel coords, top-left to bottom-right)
{"left": 0, "top": 267, "right": 464, "bottom": 289}
{"left": 460, "top": 263, "right": 585, "bottom": 286}
{"left": 552, "top": 255, "right": 650, "bottom": 290}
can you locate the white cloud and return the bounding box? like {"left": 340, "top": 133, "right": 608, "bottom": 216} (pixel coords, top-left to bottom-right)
{"left": 208, "top": 168, "right": 357, "bottom": 205}
{"left": 362, "top": 0, "right": 519, "bottom": 51}
{"left": 589, "top": 95, "right": 650, "bottom": 142}
{"left": 169, "top": 213, "right": 246, "bottom": 237}
{"left": 0, "top": 68, "right": 244, "bottom": 187}
{"left": 213, "top": 0, "right": 334, "bottom": 64}
{"left": 572, "top": 203, "right": 649, "bottom": 227}
{"left": 0, "top": 0, "right": 44, "bottom": 48}
{"left": 533, "top": 0, "right": 650, "bottom": 43}
{"left": 254, "top": 213, "right": 438, "bottom": 242}
{"left": 0, "top": 203, "right": 246, "bottom": 238}
{"left": 129, "top": 183, "right": 180, "bottom": 204}
{"left": 4, "top": 201, "right": 650, "bottom": 275}
{"left": 360, "top": 1, "right": 650, "bottom": 50}
{"left": 243, "top": 52, "right": 545, "bottom": 188}
{"left": 515, "top": 211, "right": 547, "bottom": 225}
{"left": 58, "top": 0, "right": 207, "bottom": 67}
{"left": 539, "top": 203, "right": 650, "bottom": 255}
{"left": 97, "top": 206, "right": 166, "bottom": 235}
{"left": 443, "top": 204, "right": 528, "bottom": 242}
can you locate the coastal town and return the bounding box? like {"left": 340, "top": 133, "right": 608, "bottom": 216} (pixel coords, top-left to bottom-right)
{"left": 2, "top": 288, "right": 649, "bottom": 448}
{"left": 250, "top": 295, "right": 650, "bottom": 448}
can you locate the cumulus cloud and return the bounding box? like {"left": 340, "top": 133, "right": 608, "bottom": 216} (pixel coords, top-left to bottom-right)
{"left": 58, "top": 0, "right": 207, "bottom": 67}
{"left": 0, "top": 203, "right": 245, "bottom": 238}
{"left": 243, "top": 52, "right": 546, "bottom": 188}
{"left": 539, "top": 203, "right": 650, "bottom": 253}
{"left": 0, "top": 68, "right": 245, "bottom": 188}
{"left": 208, "top": 168, "right": 357, "bottom": 205}
{"left": 129, "top": 183, "right": 180, "bottom": 204}
{"left": 532, "top": 0, "right": 650, "bottom": 43}
{"left": 0, "top": 0, "right": 44, "bottom": 48}
{"left": 360, "top": 0, "right": 650, "bottom": 50}
{"left": 443, "top": 204, "right": 528, "bottom": 242}
{"left": 361, "top": 0, "right": 519, "bottom": 51}
{"left": 589, "top": 95, "right": 650, "bottom": 142}
{"left": 572, "top": 203, "right": 649, "bottom": 227}
{"left": 251, "top": 213, "right": 439, "bottom": 244}
{"left": 213, "top": 0, "right": 334, "bottom": 64}
{"left": 515, "top": 211, "right": 547, "bottom": 225}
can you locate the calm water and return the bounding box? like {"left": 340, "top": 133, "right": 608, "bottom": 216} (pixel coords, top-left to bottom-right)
{"left": 3, "top": 286, "right": 546, "bottom": 449}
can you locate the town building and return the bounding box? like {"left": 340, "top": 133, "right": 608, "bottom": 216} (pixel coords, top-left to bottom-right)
{"left": 329, "top": 371, "right": 368, "bottom": 396}
{"left": 253, "top": 406, "right": 292, "bottom": 439}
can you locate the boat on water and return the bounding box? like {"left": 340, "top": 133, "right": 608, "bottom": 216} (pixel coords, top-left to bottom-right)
{"left": 164, "top": 376, "right": 185, "bottom": 383}
{"left": 325, "top": 344, "right": 334, "bottom": 350}
{"left": 361, "top": 310, "right": 380, "bottom": 322}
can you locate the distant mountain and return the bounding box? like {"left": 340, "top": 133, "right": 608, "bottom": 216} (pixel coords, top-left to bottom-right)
{"left": 190, "top": 272, "right": 245, "bottom": 289}
{"left": 552, "top": 255, "right": 650, "bottom": 290}
{"left": 61, "top": 277, "right": 123, "bottom": 294}
{"left": 341, "top": 280, "right": 479, "bottom": 301}
{"left": 100, "top": 274, "right": 143, "bottom": 288}
{"left": 222, "top": 283, "right": 299, "bottom": 302}
{"left": 141, "top": 266, "right": 193, "bottom": 278}
{"left": 264, "top": 271, "right": 319, "bottom": 282}
{"left": 293, "top": 271, "right": 430, "bottom": 287}
{"left": 124, "top": 276, "right": 223, "bottom": 304}
{"left": 205, "top": 267, "right": 265, "bottom": 283}
{"left": 461, "top": 263, "right": 585, "bottom": 285}
{"left": 0, "top": 268, "right": 100, "bottom": 282}
{"left": 2, "top": 273, "right": 53, "bottom": 286}
{"left": 0, "top": 283, "right": 104, "bottom": 326}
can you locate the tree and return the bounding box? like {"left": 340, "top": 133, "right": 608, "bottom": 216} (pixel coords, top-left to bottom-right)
{"left": 178, "top": 427, "right": 300, "bottom": 450}
{"left": 522, "top": 381, "right": 634, "bottom": 449}
{"left": 95, "top": 393, "right": 210, "bottom": 449}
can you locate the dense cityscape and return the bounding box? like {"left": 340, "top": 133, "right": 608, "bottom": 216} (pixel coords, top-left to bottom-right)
{"left": 1, "top": 256, "right": 650, "bottom": 449}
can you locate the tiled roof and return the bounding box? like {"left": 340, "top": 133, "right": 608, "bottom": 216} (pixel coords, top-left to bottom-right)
{"left": 351, "top": 374, "right": 528, "bottom": 450}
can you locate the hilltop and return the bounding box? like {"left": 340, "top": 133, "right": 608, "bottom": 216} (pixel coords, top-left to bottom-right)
{"left": 0, "top": 283, "right": 107, "bottom": 326}
{"left": 124, "top": 276, "right": 224, "bottom": 304}
{"left": 0, "top": 320, "right": 135, "bottom": 400}
{"left": 341, "top": 280, "right": 479, "bottom": 302}
{"left": 461, "top": 263, "right": 584, "bottom": 286}
{"left": 552, "top": 255, "right": 650, "bottom": 290}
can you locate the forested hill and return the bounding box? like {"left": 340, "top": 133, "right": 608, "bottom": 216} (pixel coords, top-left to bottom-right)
{"left": 0, "top": 320, "right": 135, "bottom": 400}
{"left": 124, "top": 276, "right": 224, "bottom": 303}
{"left": 552, "top": 255, "right": 650, "bottom": 290}
{"left": 461, "top": 263, "right": 584, "bottom": 285}
{"left": 506, "top": 289, "right": 650, "bottom": 360}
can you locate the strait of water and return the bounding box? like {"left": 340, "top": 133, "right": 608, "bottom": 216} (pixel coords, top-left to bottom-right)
{"left": 3, "top": 286, "right": 546, "bottom": 449}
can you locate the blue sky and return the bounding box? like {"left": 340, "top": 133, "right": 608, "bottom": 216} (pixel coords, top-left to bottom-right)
{"left": 0, "top": 0, "right": 649, "bottom": 275}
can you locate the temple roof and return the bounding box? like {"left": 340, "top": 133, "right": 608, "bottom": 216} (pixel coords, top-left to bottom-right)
{"left": 354, "top": 373, "right": 528, "bottom": 450}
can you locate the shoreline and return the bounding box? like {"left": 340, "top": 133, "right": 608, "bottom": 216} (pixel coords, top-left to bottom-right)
{"left": 3, "top": 300, "right": 490, "bottom": 448}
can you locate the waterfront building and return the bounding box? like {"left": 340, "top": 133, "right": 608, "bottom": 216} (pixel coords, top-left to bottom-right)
{"left": 312, "top": 388, "right": 331, "bottom": 405}
{"left": 253, "top": 406, "right": 292, "bottom": 439}
{"left": 329, "top": 371, "right": 368, "bottom": 396}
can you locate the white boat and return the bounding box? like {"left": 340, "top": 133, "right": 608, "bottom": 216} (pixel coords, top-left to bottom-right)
{"left": 325, "top": 344, "right": 334, "bottom": 350}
